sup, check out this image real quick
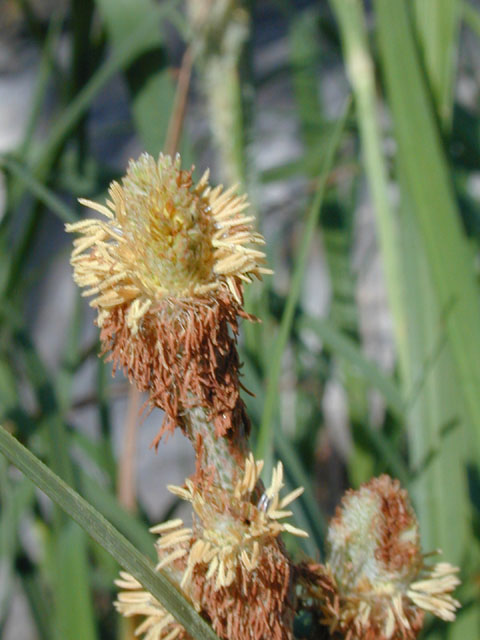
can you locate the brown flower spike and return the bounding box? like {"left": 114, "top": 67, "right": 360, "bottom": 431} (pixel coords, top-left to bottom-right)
{"left": 162, "top": 455, "right": 306, "bottom": 640}
{"left": 66, "top": 153, "right": 270, "bottom": 443}
{"left": 115, "top": 455, "right": 307, "bottom": 640}
{"left": 301, "top": 475, "right": 460, "bottom": 640}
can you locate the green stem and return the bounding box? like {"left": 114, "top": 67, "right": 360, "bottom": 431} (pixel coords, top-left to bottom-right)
{"left": 183, "top": 406, "right": 248, "bottom": 490}
{"left": 256, "top": 99, "right": 351, "bottom": 469}
{"left": 330, "top": 0, "right": 408, "bottom": 378}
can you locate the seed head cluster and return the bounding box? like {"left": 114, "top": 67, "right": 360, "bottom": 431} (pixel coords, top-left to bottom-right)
{"left": 163, "top": 454, "right": 307, "bottom": 590}
{"left": 67, "top": 153, "right": 268, "bottom": 317}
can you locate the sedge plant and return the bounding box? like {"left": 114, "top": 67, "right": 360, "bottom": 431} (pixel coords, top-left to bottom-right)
{"left": 66, "top": 150, "right": 460, "bottom": 640}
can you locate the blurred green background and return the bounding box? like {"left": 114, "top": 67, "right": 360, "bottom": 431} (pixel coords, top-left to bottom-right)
{"left": 0, "top": 0, "right": 480, "bottom": 638}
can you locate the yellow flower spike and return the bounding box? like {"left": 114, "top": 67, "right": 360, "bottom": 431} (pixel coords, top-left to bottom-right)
{"left": 67, "top": 153, "right": 269, "bottom": 320}
{"left": 66, "top": 152, "right": 271, "bottom": 445}
{"left": 120, "top": 455, "right": 305, "bottom": 638}
{"left": 143, "top": 453, "right": 303, "bottom": 640}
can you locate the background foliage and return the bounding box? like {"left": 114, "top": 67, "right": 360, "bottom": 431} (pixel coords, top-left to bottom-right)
{"left": 0, "top": 1, "right": 480, "bottom": 638}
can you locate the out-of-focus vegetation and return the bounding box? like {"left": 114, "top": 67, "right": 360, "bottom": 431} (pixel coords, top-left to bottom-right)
{"left": 0, "top": 1, "right": 479, "bottom": 638}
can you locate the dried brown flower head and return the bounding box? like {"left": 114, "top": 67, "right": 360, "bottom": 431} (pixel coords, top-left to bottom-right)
{"left": 191, "top": 540, "right": 294, "bottom": 640}
{"left": 165, "top": 454, "right": 307, "bottom": 590}
{"left": 138, "top": 455, "right": 306, "bottom": 640}
{"left": 301, "top": 475, "right": 460, "bottom": 640}
{"left": 66, "top": 153, "right": 270, "bottom": 442}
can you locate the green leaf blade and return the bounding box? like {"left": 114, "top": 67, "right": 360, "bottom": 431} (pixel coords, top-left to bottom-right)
{"left": 0, "top": 426, "right": 220, "bottom": 640}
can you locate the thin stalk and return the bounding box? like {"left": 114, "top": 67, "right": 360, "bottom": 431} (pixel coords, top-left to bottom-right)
{"left": 256, "top": 98, "right": 351, "bottom": 469}
{"left": 183, "top": 407, "right": 248, "bottom": 491}
{"left": 330, "top": 0, "right": 408, "bottom": 379}
{"left": 164, "top": 47, "right": 193, "bottom": 158}
{"left": 70, "top": 0, "right": 95, "bottom": 165}
{"left": 117, "top": 388, "right": 141, "bottom": 513}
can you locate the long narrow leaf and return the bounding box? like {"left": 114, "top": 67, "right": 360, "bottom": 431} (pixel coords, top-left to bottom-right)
{"left": 274, "top": 431, "right": 326, "bottom": 553}
{"left": 0, "top": 156, "right": 78, "bottom": 223}
{"left": 375, "top": 0, "right": 480, "bottom": 474}
{"left": 399, "top": 193, "right": 469, "bottom": 559}
{"left": 256, "top": 98, "right": 351, "bottom": 466}
{"left": 79, "top": 471, "right": 155, "bottom": 559}
{"left": 412, "top": 0, "right": 460, "bottom": 127}
{"left": 298, "top": 315, "right": 404, "bottom": 419}
{"left": 375, "top": 3, "right": 480, "bottom": 635}
{"left": 0, "top": 426, "right": 220, "bottom": 640}
{"left": 330, "top": 0, "right": 408, "bottom": 377}
{"left": 9, "top": 307, "right": 98, "bottom": 639}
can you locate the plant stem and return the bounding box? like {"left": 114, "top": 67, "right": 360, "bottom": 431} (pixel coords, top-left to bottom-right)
{"left": 183, "top": 406, "right": 248, "bottom": 490}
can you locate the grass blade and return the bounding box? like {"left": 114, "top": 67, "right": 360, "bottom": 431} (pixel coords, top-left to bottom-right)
{"left": 375, "top": 0, "right": 480, "bottom": 476}
{"left": 400, "top": 193, "right": 469, "bottom": 555}
{"left": 256, "top": 97, "right": 351, "bottom": 466}
{"left": 6, "top": 310, "right": 98, "bottom": 639}
{"left": 79, "top": 471, "right": 155, "bottom": 560}
{"left": 17, "top": 13, "right": 64, "bottom": 159}
{"left": 412, "top": 0, "right": 460, "bottom": 127}
{"left": 54, "top": 522, "right": 98, "bottom": 640}
{"left": 0, "top": 426, "right": 220, "bottom": 640}
{"left": 95, "top": 0, "right": 176, "bottom": 155}
{"left": 298, "top": 315, "right": 404, "bottom": 419}
{"left": 375, "top": 2, "right": 480, "bottom": 635}
{"left": 274, "top": 431, "right": 327, "bottom": 554}
{"left": 0, "top": 156, "right": 78, "bottom": 223}
{"left": 330, "top": 0, "right": 408, "bottom": 376}
{"left": 289, "top": 7, "right": 375, "bottom": 485}
{"left": 0, "top": 461, "right": 35, "bottom": 628}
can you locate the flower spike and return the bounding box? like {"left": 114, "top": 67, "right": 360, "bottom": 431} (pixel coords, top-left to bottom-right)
{"left": 66, "top": 153, "right": 271, "bottom": 443}
{"left": 115, "top": 572, "right": 191, "bottom": 640}
{"left": 300, "top": 475, "right": 461, "bottom": 640}
{"left": 136, "top": 455, "right": 306, "bottom": 640}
